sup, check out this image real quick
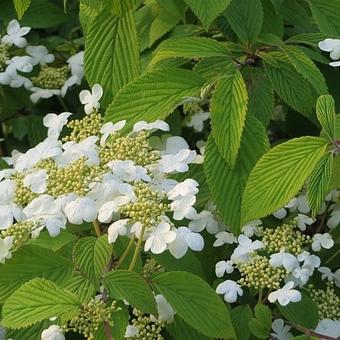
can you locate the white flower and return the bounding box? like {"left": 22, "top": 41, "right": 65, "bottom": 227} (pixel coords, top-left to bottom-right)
{"left": 0, "top": 64, "right": 32, "bottom": 89}
{"left": 23, "top": 169, "right": 48, "bottom": 193}
{"left": 167, "top": 179, "right": 199, "bottom": 201}
{"left": 6, "top": 56, "right": 34, "bottom": 72}
{"left": 231, "top": 235, "right": 264, "bottom": 263}
{"left": 168, "top": 227, "right": 204, "bottom": 259}
{"left": 79, "top": 84, "right": 103, "bottom": 114}
{"left": 188, "top": 210, "right": 219, "bottom": 234}
{"left": 107, "top": 219, "right": 128, "bottom": 244}
{"left": 0, "top": 204, "right": 23, "bottom": 230}
{"left": 1, "top": 20, "right": 30, "bottom": 47}
{"left": 269, "top": 252, "right": 299, "bottom": 272}
{"left": 216, "top": 280, "right": 243, "bottom": 303}
{"left": 133, "top": 120, "right": 169, "bottom": 133}
{"left": 0, "top": 236, "right": 14, "bottom": 263}
{"left": 319, "top": 39, "right": 340, "bottom": 66}
{"left": 314, "top": 319, "right": 340, "bottom": 338}
{"left": 0, "top": 178, "right": 15, "bottom": 204}
{"left": 241, "top": 219, "right": 262, "bottom": 237}
{"left": 294, "top": 214, "right": 314, "bottom": 231}
{"left": 318, "top": 267, "right": 340, "bottom": 287}
{"left": 273, "top": 208, "right": 288, "bottom": 219}
{"left": 213, "top": 231, "right": 236, "bottom": 247}
{"left": 61, "top": 74, "right": 81, "bottom": 97}
{"left": 26, "top": 45, "right": 55, "bottom": 65}
{"left": 268, "top": 281, "right": 301, "bottom": 306}
{"left": 289, "top": 195, "right": 310, "bottom": 214}
{"left": 186, "top": 111, "right": 210, "bottom": 132}
{"left": 43, "top": 112, "right": 72, "bottom": 139}
{"left": 100, "top": 120, "right": 126, "bottom": 146}
{"left": 64, "top": 197, "right": 97, "bottom": 224}
{"left": 41, "top": 325, "right": 65, "bottom": 340}
{"left": 215, "top": 260, "right": 234, "bottom": 278}
{"left": 311, "top": 233, "right": 334, "bottom": 252}
{"left": 291, "top": 265, "right": 313, "bottom": 286}
{"left": 271, "top": 319, "right": 293, "bottom": 340}
{"left": 98, "top": 197, "right": 129, "bottom": 223}
{"left": 67, "top": 51, "right": 84, "bottom": 79}
{"left": 30, "top": 87, "right": 61, "bottom": 103}
{"left": 144, "top": 221, "right": 176, "bottom": 254}
{"left": 124, "top": 325, "right": 139, "bottom": 338}
{"left": 170, "top": 195, "right": 197, "bottom": 220}
{"left": 327, "top": 205, "right": 340, "bottom": 229}
{"left": 154, "top": 294, "right": 175, "bottom": 322}
{"left": 297, "top": 251, "right": 320, "bottom": 268}
{"left": 108, "top": 160, "right": 150, "bottom": 182}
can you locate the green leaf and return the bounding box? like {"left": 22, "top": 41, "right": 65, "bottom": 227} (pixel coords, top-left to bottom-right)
{"left": 205, "top": 116, "right": 269, "bottom": 233}
{"left": 225, "top": 0, "right": 263, "bottom": 44}
{"left": 73, "top": 236, "right": 112, "bottom": 286}
{"left": 330, "top": 155, "right": 340, "bottom": 190}
{"left": 13, "top": 0, "right": 31, "bottom": 19}
{"left": 30, "top": 230, "right": 76, "bottom": 251}
{"left": 0, "top": 245, "right": 73, "bottom": 302}
{"left": 307, "top": 152, "right": 333, "bottom": 216}
{"left": 194, "top": 56, "right": 233, "bottom": 80}
{"left": 241, "top": 137, "right": 328, "bottom": 224}
{"left": 316, "top": 95, "right": 336, "bottom": 140}
{"left": 184, "top": 0, "right": 231, "bottom": 28}
{"left": 152, "top": 271, "right": 235, "bottom": 338}
{"left": 105, "top": 0, "right": 137, "bottom": 16}
{"left": 105, "top": 67, "right": 205, "bottom": 130}
{"left": 64, "top": 274, "right": 96, "bottom": 303}
{"left": 308, "top": 0, "right": 340, "bottom": 36}
{"left": 262, "top": 52, "right": 316, "bottom": 116}
{"left": 282, "top": 46, "right": 328, "bottom": 95}
{"left": 249, "top": 304, "right": 272, "bottom": 339}
{"left": 149, "top": 37, "right": 229, "bottom": 69}
{"left": 210, "top": 65, "right": 248, "bottom": 167}
{"left": 231, "top": 305, "right": 253, "bottom": 340}
{"left": 278, "top": 293, "right": 319, "bottom": 329}
{"left": 85, "top": 9, "right": 140, "bottom": 108}
{"left": 103, "top": 270, "right": 157, "bottom": 315}
{"left": 157, "top": 0, "right": 187, "bottom": 18}
{"left": 2, "top": 278, "right": 81, "bottom": 328}
{"left": 285, "top": 33, "right": 326, "bottom": 48}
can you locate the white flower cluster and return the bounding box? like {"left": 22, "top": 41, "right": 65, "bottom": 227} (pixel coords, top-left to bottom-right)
{"left": 0, "top": 84, "right": 217, "bottom": 263}
{"left": 0, "top": 19, "right": 84, "bottom": 102}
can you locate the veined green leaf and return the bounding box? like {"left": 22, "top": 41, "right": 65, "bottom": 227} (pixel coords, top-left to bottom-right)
{"left": 231, "top": 305, "right": 253, "bottom": 340}
{"left": 105, "top": 67, "right": 205, "bottom": 130}
{"left": 308, "top": 0, "right": 340, "bottom": 36}
{"left": 13, "top": 0, "right": 31, "bottom": 19}
{"left": 330, "top": 155, "right": 340, "bottom": 190}
{"left": 85, "top": 9, "right": 140, "bottom": 108}
{"left": 184, "top": 0, "right": 231, "bottom": 28}
{"left": 105, "top": 0, "right": 137, "bottom": 16}
{"left": 149, "top": 37, "right": 229, "bottom": 69}
{"left": 210, "top": 65, "right": 248, "bottom": 167}
{"left": 64, "top": 274, "right": 96, "bottom": 303}
{"left": 103, "top": 270, "right": 157, "bottom": 315}
{"left": 282, "top": 46, "right": 328, "bottom": 95}
{"left": 249, "top": 304, "right": 272, "bottom": 339}
{"left": 285, "top": 33, "right": 326, "bottom": 48}
{"left": 241, "top": 137, "right": 328, "bottom": 224}
{"left": 316, "top": 95, "right": 336, "bottom": 140}
{"left": 152, "top": 271, "right": 235, "bottom": 338}
{"left": 2, "top": 278, "right": 81, "bottom": 328}
{"left": 6, "top": 321, "right": 50, "bottom": 340}
{"left": 225, "top": 0, "right": 263, "bottom": 44}
{"left": 205, "top": 116, "right": 269, "bottom": 234}
{"left": 194, "top": 56, "right": 233, "bottom": 80}
{"left": 307, "top": 152, "right": 333, "bottom": 216}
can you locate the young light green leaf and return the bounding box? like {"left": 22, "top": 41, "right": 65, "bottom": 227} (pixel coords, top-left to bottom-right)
{"left": 231, "top": 305, "right": 253, "bottom": 340}
{"left": 241, "top": 137, "right": 328, "bottom": 224}
{"left": 152, "top": 271, "right": 235, "bottom": 338}
{"left": 210, "top": 65, "right": 248, "bottom": 167}
{"left": 103, "top": 270, "right": 157, "bottom": 315}
{"left": 249, "top": 304, "right": 272, "bottom": 339}
{"left": 2, "top": 278, "right": 81, "bottom": 329}
{"left": 282, "top": 46, "right": 328, "bottom": 95}
{"left": 0, "top": 245, "right": 73, "bottom": 302}
{"left": 184, "top": 0, "right": 231, "bottom": 28}
{"left": 64, "top": 274, "right": 96, "bottom": 304}
{"left": 330, "top": 155, "right": 340, "bottom": 190}
{"left": 205, "top": 117, "right": 269, "bottom": 233}
{"left": 105, "top": 0, "right": 137, "bottom": 16}
{"left": 105, "top": 67, "right": 205, "bottom": 130}
{"left": 85, "top": 9, "right": 140, "bottom": 107}
{"left": 13, "top": 0, "right": 31, "bottom": 19}
{"left": 225, "top": 0, "right": 263, "bottom": 44}
{"left": 316, "top": 95, "right": 336, "bottom": 140}
{"left": 307, "top": 152, "right": 333, "bottom": 216}
{"left": 73, "top": 236, "right": 112, "bottom": 286}
{"left": 149, "top": 37, "right": 229, "bottom": 69}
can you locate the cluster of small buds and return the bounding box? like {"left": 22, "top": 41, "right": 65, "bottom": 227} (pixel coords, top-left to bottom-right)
{"left": 31, "top": 65, "right": 69, "bottom": 89}
{"left": 127, "top": 309, "right": 165, "bottom": 339}
{"left": 1, "top": 220, "right": 39, "bottom": 248}
{"left": 62, "top": 299, "right": 118, "bottom": 340}
{"left": 259, "top": 224, "right": 311, "bottom": 255}
{"left": 63, "top": 112, "right": 103, "bottom": 143}
{"left": 237, "top": 254, "right": 287, "bottom": 290}
{"left": 13, "top": 173, "right": 38, "bottom": 206}
{"left": 0, "top": 43, "right": 10, "bottom": 71}
{"left": 309, "top": 283, "right": 340, "bottom": 320}
{"left": 141, "top": 258, "right": 164, "bottom": 279}
{"left": 120, "top": 182, "right": 169, "bottom": 229}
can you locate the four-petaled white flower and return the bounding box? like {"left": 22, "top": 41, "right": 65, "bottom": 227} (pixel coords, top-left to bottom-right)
{"left": 6, "top": 56, "right": 34, "bottom": 72}
{"left": 107, "top": 219, "right": 128, "bottom": 244}
{"left": 169, "top": 227, "right": 204, "bottom": 259}
{"left": 30, "top": 87, "right": 61, "bottom": 103}
{"left": 1, "top": 19, "right": 31, "bottom": 47}
{"left": 79, "top": 84, "right": 103, "bottom": 114}
{"left": 26, "top": 45, "right": 55, "bottom": 65}
{"left": 0, "top": 236, "right": 14, "bottom": 264}
{"left": 297, "top": 251, "right": 320, "bottom": 269}
{"left": 216, "top": 279, "right": 243, "bottom": 303}
{"left": 319, "top": 38, "right": 340, "bottom": 67}
{"left": 271, "top": 319, "right": 293, "bottom": 340}
{"left": 23, "top": 169, "right": 48, "bottom": 193}
{"left": 241, "top": 219, "right": 262, "bottom": 237}
{"left": 100, "top": 120, "right": 126, "bottom": 146}
{"left": 67, "top": 51, "right": 84, "bottom": 79}
{"left": 43, "top": 112, "right": 72, "bottom": 139}
{"left": 170, "top": 195, "right": 197, "bottom": 220}
{"left": 311, "top": 233, "right": 334, "bottom": 252}
{"left": 327, "top": 205, "right": 340, "bottom": 229}
{"left": 215, "top": 260, "right": 234, "bottom": 278}
{"left": 268, "top": 281, "right": 301, "bottom": 306}
{"left": 231, "top": 235, "right": 264, "bottom": 263}
{"left": 41, "top": 324, "right": 65, "bottom": 340}
{"left": 318, "top": 267, "right": 340, "bottom": 287}
{"left": 133, "top": 120, "right": 169, "bottom": 133}
{"left": 189, "top": 210, "right": 219, "bottom": 234}
{"left": 186, "top": 111, "right": 210, "bottom": 132}
{"left": 108, "top": 160, "right": 150, "bottom": 182}
{"left": 294, "top": 214, "right": 314, "bottom": 231}
{"left": 144, "top": 221, "right": 176, "bottom": 254}
{"left": 0, "top": 65, "right": 32, "bottom": 89}
{"left": 64, "top": 197, "right": 97, "bottom": 225}
{"left": 167, "top": 179, "right": 199, "bottom": 200}
{"left": 269, "top": 251, "right": 299, "bottom": 272}
{"left": 213, "top": 231, "right": 236, "bottom": 247}
{"left": 314, "top": 319, "right": 340, "bottom": 338}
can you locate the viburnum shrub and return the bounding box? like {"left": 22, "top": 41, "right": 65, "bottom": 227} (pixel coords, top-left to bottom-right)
{"left": 0, "top": 0, "right": 339, "bottom": 339}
